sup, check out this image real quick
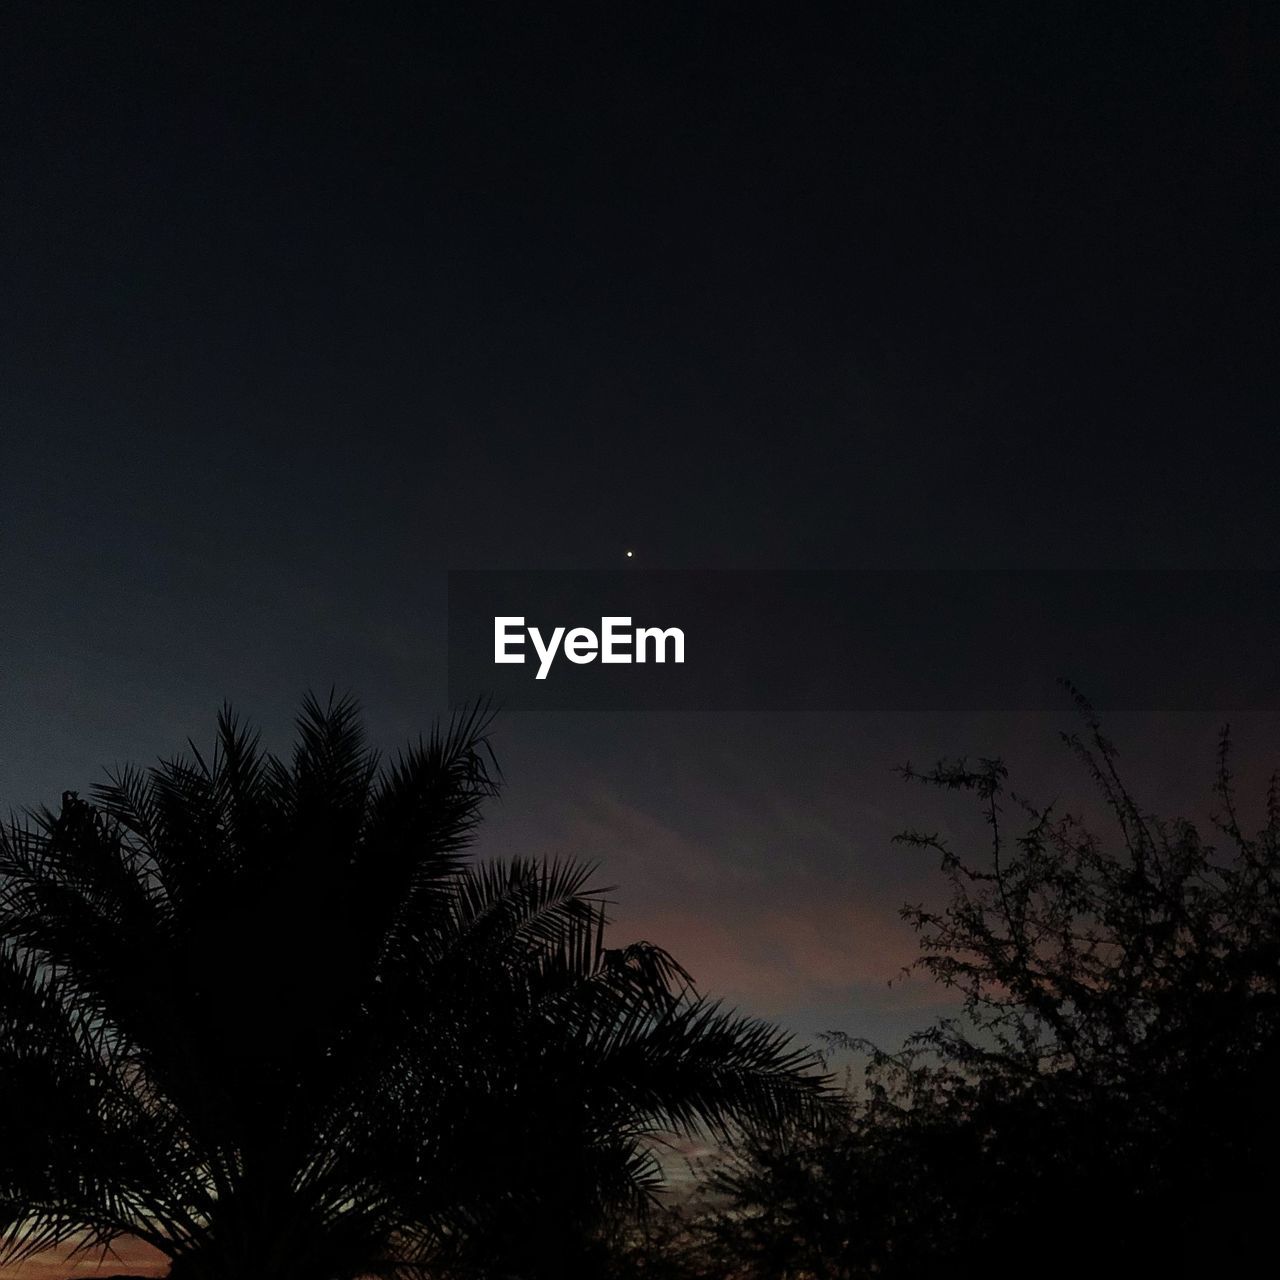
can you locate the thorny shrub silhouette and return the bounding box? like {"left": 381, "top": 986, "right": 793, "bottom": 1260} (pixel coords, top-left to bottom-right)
{"left": 690, "top": 690, "right": 1280, "bottom": 1279}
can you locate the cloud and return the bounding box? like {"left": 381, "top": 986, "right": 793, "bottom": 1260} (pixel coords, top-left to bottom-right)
{"left": 479, "top": 765, "right": 964, "bottom": 1037}
{"left": 0, "top": 1238, "right": 167, "bottom": 1280}
{"left": 622, "top": 892, "right": 929, "bottom": 1016}
{"left": 540, "top": 785, "right": 929, "bottom": 1013}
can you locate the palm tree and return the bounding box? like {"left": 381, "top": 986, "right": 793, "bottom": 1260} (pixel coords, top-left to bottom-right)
{"left": 0, "top": 697, "right": 825, "bottom": 1279}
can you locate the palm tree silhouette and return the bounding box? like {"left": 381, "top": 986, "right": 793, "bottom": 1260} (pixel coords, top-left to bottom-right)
{"left": 0, "top": 696, "right": 824, "bottom": 1279}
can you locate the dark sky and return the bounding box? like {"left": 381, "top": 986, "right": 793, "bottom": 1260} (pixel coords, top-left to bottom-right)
{"left": 3, "top": 2, "right": 1279, "bottom": 1046}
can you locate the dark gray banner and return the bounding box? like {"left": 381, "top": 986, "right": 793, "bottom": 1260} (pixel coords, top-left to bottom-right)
{"left": 447, "top": 571, "right": 1279, "bottom": 711}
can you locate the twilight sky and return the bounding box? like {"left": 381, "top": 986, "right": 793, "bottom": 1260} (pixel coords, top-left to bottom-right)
{"left": 3, "top": 3, "right": 1279, "bottom": 1191}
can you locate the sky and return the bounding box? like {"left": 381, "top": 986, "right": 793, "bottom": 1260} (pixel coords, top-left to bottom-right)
{"left": 2, "top": 6, "right": 1279, "bottom": 1268}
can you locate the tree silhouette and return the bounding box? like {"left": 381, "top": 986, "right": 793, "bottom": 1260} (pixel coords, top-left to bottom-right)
{"left": 0, "top": 696, "right": 826, "bottom": 1280}
{"left": 707, "top": 692, "right": 1280, "bottom": 1277}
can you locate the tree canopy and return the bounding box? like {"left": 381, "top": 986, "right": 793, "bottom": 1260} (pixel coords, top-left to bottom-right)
{"left": 694, "top": 694, "right": 1280, "bottom": 1278}
{"left": 0, "top": 696, "right": 826, "bottom": 1280}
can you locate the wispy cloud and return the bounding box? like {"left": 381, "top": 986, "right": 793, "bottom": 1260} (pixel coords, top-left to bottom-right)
{"left": 1, "top": 1237, "right": 166, "bottom": 1280}
{"left": 540, "top": 783, "right": 942, "bottom": 1021}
